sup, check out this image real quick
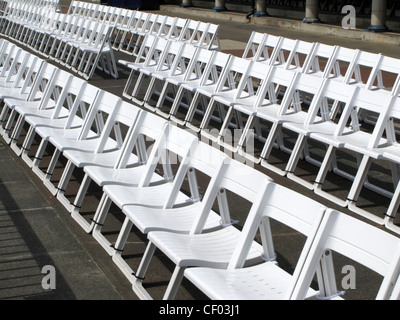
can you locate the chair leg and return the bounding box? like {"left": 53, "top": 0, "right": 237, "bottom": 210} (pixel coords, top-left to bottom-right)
{"left": 347, "top": 155, "right": 386, "bottom": 225}
{"left": 163, "top": 266, "right": 186, "bottom": 300}
{"left": 70, "top": 173, "right": 93, "bottom": 232}
{"left": 132, "top": 241, "right": 157, "bottom": 300}
{"left": 313, "top": 145, "right": 348, "bottom": 207}
{"left": 111, "top": 217, "right": 136, "bottom": 283}
{"left": 259, "top": 122, "right": 287, "bottom": 176}
{"left": 55, "top": 160, "right": 75, "bottom": 210}
{"left": 91, "top": 194, "right": 116, "bottom": 255}
{"left": 285, "top": 134, "right": 315, "bottom": 190}
{"left": 31, "top": 138, "right": 48, "bottom": 180}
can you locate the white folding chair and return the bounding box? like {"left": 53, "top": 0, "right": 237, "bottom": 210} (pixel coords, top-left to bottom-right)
{"left": 109, "top": 138, "right": 229, "bottom": 293}
{"left": 136, "top": 158, "right": 273, "bottom": 300}
{"left": 8, "top": 68, "right": 75, "bottom": 156}
{"left": 130, "top": 39, "right": 185, "bottom": 111}
{"left": 90, "top": 122, "right": 198, "bottom": 256}
{"left": 120, "top": 36, "right": 171, "bottom": 105}
{"left": 184, "top": 182, "right": 328, "bottom": 300}
{"left": 49, "top": 91, "right": 125, "bottom": 210}
{"left": 168, "top": 47, "right": 216, "bottom": 125}
{"left": 151, "top": 44, "right": 203, "bottom": 119}
{"left": 291, "top": 209, "right": 400, "bottom": 300}
{"left": 164, "top": 49, "right": 228, "bottom": 128}
{"left": 119, "top": 11, "right": 150, "bottom": 55}
{"left": 198, "top": 55, "right": 253, "bottom": 142}
{"left": 1, "top": 61, "right": 56, "bottom": 145}
{"left": 114, "top": 10, "right": 143, "bottom": 52}
{"left": 68, "top": 110, "right": 169, "bottom": 233}
{"left": 240, "top": 68, "right": 317, "bottom": 175}
{"left": 283, "top": 78, "right": 360, "bottom": 190}
{"left": 19, "top": 75, "right": 89, "bottom": 168}
{"left": 0, "top": 53, "right": 44, "bottom": 132}
{"left": 72, "top": 23, "right": 118, "bottom": 80}
{"left": 310, "top": 87, "right": 398, "bottom": 224}
{"left": 30, "top": 82, "right": 101, "bottom": 181}
{"left": 143, "top": 42, "right": 198, "bottom": 114}
{"left": 209, "top": 60, "right": 274, "bottom": 154}
{"left": 241, "top": 31, "right": 267, "bottom": 61}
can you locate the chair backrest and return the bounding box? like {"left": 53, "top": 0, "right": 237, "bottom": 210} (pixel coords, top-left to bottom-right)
{"left": 162, "top": 42, "right": 197, "bottom": 78}
{"left": 34, "top": 68, "right": 74, "bottom": 114}
{"left": 228, "top": 181, "right": 327, "bottom": 275}
{"left": 166, "top": 17, "right": 188, "bottom": 41}
{"left": 333, "top": 85, "right": 397, "bottom": 148}
{"left": 273, "top": 38, "right": 315, "bottom": 72}
{"left": 77, "top": 90, "right": 122, "bottom": 146}
{"left": 116, "top": 110, "right": 169, "bottom": 170}
{"left": 344, "top": 50, "right": 382, "bottom": 87}
{"left": 323, "top": 46, "right": 358, "bottom": 81}
{"left": 365, "top": 54, "right": 400, "bottom": 94}
{"left": 291, "top": 208, "right": 400, "bottom": 300}
{"left": 213, "top": 55, "right": 253, "bottom": 94}
{"left": 182, "top": 47, "right": 215, "bottom": 82}
{"left": 25, "top": 61, "right": 58, "bottom": 102}
{"left": 302, "top": 42, "right": 337, "bottom": 77}
{"left": 189, "top": 157, "right": 273, "bottom": 235}
{"left": 62, "top": 82, "right": 100, "bottom": 130}
{"left": 242, "top": 31, "right": 267, "bottom": 61}
{"left": 254, "top": 33, "right": 282, "bottom": 64}
{"left": 197, "top": 51, "right": 232, "bottom": 89}
{"left": 137, "top": 122, "right": 198, "bottom": 189}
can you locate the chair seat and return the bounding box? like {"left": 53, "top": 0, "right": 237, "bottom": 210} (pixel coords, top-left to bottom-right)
{"left": 0, "top": 87, "right": 30, "bottom": 101}
{"left": 34, "top": 126, "right": 86, "bottom": 141}
{"left": 381, "top": 143, "right": 400, "bottom": 163}
{"left": 184, "top": 262, "right": 319, "bottom": 300}
{"left": 146, "top": 227, "right": 264, "bottom": 268}
{"left": 49, "top": 134, "right": 117, "bottom": 153}
{"left": 83, "top": 165, "right": 155, "bottom": 187}
{"left": 62, "top": 148, "right": 138, "bottom": 168}
{"left": 24, "top": 113, "right": 83, "bottom": 130}
{"left": 103, "top": 183, "right": 190, "bottom": 209}
{"left": 123, "top": 202, "right": 222, "bottom": 234}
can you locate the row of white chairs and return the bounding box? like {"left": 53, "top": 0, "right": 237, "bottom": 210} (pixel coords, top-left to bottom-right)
{"left": 118, "top": 29, "right": 400, "bottom": 235}
{"left": 1, "top": 39, "right": 400, "bottom": 300}
{"left": 110, "top": 9, "right": 221, "bottom": 55}
{"left": 0, "top": 0, "right": 118, "bottom": 79}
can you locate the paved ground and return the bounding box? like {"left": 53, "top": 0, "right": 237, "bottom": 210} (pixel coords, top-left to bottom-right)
{"left": 1, "top": 4, "right": 400, "bottom": 305}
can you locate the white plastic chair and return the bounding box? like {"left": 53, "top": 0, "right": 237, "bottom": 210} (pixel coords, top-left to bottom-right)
{"left": 91, "top": 122, "right": 198, "bottom": 256}
{"left": 198, "top": 55, "right": 253, "bottom": 142}
{"left": 291, "top": 209, "right": 400, "bottom": 300}
{"left": 8, "top": 68, "right": 75, "bottom": 156}
{"left": 133, "top": 39, "right": 186, "bottom": 112}
{"left": 144, "top": 43, "right": 198, "bottom": 115}
{"left": 110, "top": 139, "right": 229, "bottom": 293}
{"left": 49, "top": 91, "right": 125, "bottom": 210}
{"left": 283, "top": 78, "right": 360, "bottom": 190}
{"left": 31, "top": 82, "right": 101, "bottom": 182}
{"left": 232, "top": 66, "right": 300, "bottom": 175}
{"left": 310, "top": 86, "right": 398, "bottom": 224}
{"left": 169, "top": 50, "right": 230, "bottom": 129}
{"left": 70, "top": 111, "right": 168, "bottom": 233}
{"left": 168, "top": 47, "right": 215, "bottom": 125}
{"left": 0, "top": 54, "right": 44, "bottom": 135}
{"left": 119, "top": 11, "right": 150, "bottom": 55}
{"left": 136, "top": 157, "right": 274, "bottom": 300}
{"left": 19, "top": 75, "right": 89, "bottom": 168}
{"left": 120, "top": 35, "right": 171, "bottom": 105}
{"left": 184, "top": 182, "right": 328, "bottom": 300}
{"left": 1, "top": 61, "right": 57, "bottom": 145}
{"left": 241, "top": 31, "right": 267, "bottom": 61}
